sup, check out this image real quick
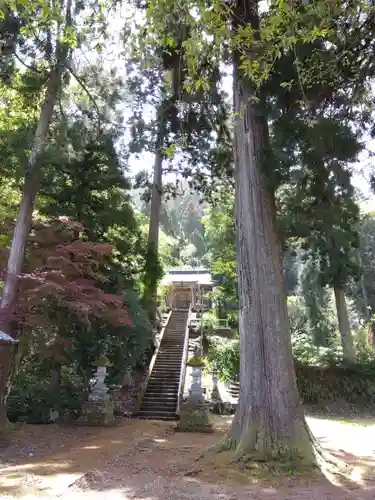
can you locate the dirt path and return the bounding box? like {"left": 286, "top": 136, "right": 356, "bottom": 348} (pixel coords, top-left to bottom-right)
{"left": 1, "top": 416, "right": 375, "bottom": 499}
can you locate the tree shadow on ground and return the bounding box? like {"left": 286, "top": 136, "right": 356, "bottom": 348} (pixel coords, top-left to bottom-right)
{"left": 1, "top": 416, "right": 375, "bottom": 499}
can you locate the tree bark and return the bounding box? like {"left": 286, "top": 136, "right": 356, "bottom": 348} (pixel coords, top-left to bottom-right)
{"left": 333, "top": 284, "right": 355, "bottom": 363}
{"left": 357, "top": 248, "right": 375, "bottom": 346}
{"left": 49, "top": 362, "right": 62, "bottom": 405}
{"left": 144, "top": 124, "right": 164, "bottom": 322}
{"left": 0, "top": 58, "right": 65, "bottom": 430}
{"left": 223, "top": 0, "right": 314, "bottom": 463}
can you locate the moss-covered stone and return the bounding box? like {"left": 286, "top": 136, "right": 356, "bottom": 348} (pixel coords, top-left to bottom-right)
{"left": 92, "top": 355, "right": 112, "bottom": 367}
{"left": 177, "top": 402, "right": 213, "bottom": 433}
{"left": 77, "top": 400, "right": 115, "bottom": 426}
{"left": 186, "top": 356, "right": 205, "bottom": 367}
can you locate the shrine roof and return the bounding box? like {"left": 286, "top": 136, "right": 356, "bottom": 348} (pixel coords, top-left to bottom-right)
{"left": 161, "top": 268, "right": 213, "bottom": 286}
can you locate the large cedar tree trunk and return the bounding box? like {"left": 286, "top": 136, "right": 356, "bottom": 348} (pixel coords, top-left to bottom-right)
{"left": 0, "top": 65, "right": 64, "bottom": 429}
{"left": 333, "top": 284, "right": 355, "bottom": 363}
{"left": 224, "top": 0, "right": 314, "bottom": 463}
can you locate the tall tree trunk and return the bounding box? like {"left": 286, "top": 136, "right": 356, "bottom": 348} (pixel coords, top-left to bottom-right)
{"left": 49, "top": 362, "right": 62, "bottom": 406}
{"left": 357, "top": 248, "right": 374, "bottom": 345}
{"left": 145, "top": 124, "right": 164, "bottom": 322}
{"left": 223, "top": 0, "right": 314, "bottom": 463}
{"left": 0, "top": 63, "right": 64, "bottom": 430}
{"left": 333, "top": 284, "right": 355, "bottom": 363}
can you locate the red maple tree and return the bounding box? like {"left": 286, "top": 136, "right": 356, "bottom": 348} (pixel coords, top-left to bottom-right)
{"left": 0, "top": 217, "right": 130, "bottom": 330}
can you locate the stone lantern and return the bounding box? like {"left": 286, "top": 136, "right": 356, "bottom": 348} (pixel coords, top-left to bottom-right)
{"left": 89, "top": 355, "right": 111, "bottom": 402}
{"left": 211, "top": 363, "right": 220, "bottom": 402}
{"left": 78, "top": 355, "right": 115, "bottom": 426}
{"left": 177, "top": 355, "right": 212, "bottom": 433}
{"left": 0, "top": 331, "right": 18, "bottom": 346}
{"left": 187, "top": 356, "right": 205, "bottom": 404}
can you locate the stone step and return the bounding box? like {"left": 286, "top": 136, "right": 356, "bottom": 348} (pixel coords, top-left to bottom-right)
{"left": 153, "top": 362, "right": 181, "bottom": 366}
{"left": 156, "top": 356, "right": 182, "bottom": 360}
{"left": 152, "top": 366, "right": 180, "bottom": 371}
{"left": 149, "top": 376, "right": 180, "bottom": 381}
{"left": 157, "top": 354, "right": 183, "bottom": 358}
{"left": 148, "top": 375, "right": 179, "bottom": 381}
{"left": 138, "top": 410, "right": 176, "bottom": 420}
{"left": 158, "top": 350, "right": 183, "bottom": 354}
{"left": 143, "top": 395, "right": 177, "bottom": 401}
{"left": 153, "top": 365, "right": 181, "bottom": 369}
{"left": 152, "top": 369, "right": 180, "bottom": 373}
{"left": 142, "top": 401, "right": 177, "bottom": 411}
{"left": 137, "top": 309, "right": 187, "bottom": 421}
{"left": 147, "top": 381, "right": 179, "bottom": 387}
{"left": 150, "top": 369, "right": 180, "bottom": 374}
{"left": 144, "top": 392, "right": 178, "bottom": 399}
{"left": 146, "top": 387, "right": 179, "bottom": 394}
{"left": 159, "top": 343, "right": 184, "bottom": 346}
{"left": 156, "top": 359, "right": 182, "bottom": 364}
{"left": 150, "top": 370, "right": 179, "bottom": 374}
{"left": 138, "top": 414, "right": 176, "bottom": 421}
{"left": 152, "top": 364, "right": 181, "bottom": 369}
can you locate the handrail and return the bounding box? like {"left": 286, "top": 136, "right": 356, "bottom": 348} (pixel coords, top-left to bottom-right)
{"left": 176, "top": 304, "right": 191, "bottom": 416}
{"left": 133, "top": 310, "right": 172, "bottom": 416}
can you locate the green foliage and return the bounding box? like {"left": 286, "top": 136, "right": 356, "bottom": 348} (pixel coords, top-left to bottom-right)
{"left": 7, "top": 290, "right": 153, "bottom": 422}
{"left": 202, "top": 187, "right": 237, "bottom": 313}
{"left": 350, "top": 212, "right": 375, "bottom": 320}
{"left": 295, "top": 361, "right": 375, "bottom": 408}
{"left": 209, "top": 337, "right": 375, "bottom": 409}
{"left": 208, "top": 337, "right": 240, "bottom": 383}
{"left": 202, "top": 310, "right": 219, "bottom": 333}
{"left": 7, "top": 360, "right": 86, "bottom": 423}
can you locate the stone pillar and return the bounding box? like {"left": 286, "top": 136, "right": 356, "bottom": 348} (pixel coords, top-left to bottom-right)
{"left": 78, "top": 357, "right": 115, "bottom": 426}
{"left": 211, "top": 366, "right": 220, "bottom": 402}
{"left": 177, "top": 358, "right": 212, "bottom": 433}
{"left": 189, "top": 366, "right": 204, "bottom": 404}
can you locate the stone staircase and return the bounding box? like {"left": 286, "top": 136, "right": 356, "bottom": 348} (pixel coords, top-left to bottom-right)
{"left": 227, "top": 380, "right": 240, "bottom": 400}
{"left": 138, "top": 309, "right": 189, "bottom": 420}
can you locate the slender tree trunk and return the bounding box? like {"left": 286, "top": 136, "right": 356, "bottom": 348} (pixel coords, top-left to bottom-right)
{"left": 223, "top": 0, "right": 313, "bottom": 463}
{"left": 357, "top": 248, "right": 374, "bottom": 345}
{"left": 333, "top": 284, "right": 355, "bottom": 363}
{"left": 49, "top": 362, "right": 62, "bottom": 406}
{"left": 0, "top": 65, "right": 64, "bottom": 429}
{"left": 147, "top": 148, "right": 163, "bottom": 260}
{"left": 145, "top": 124, "right": 164, "bottom": 322}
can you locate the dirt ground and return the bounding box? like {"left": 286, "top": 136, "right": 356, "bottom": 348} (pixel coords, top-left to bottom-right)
{"left": 1, "top": 415, "right": 375, "bottom": 499}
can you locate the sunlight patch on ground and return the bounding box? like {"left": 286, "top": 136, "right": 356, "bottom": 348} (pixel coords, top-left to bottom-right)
{"left": 307, "top": 416, "right": 375, "bottom": 458}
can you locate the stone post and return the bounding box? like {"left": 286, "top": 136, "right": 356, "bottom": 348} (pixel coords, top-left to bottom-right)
{"left": 211, "top": 365, "right": 220, "bottom": 402}
{"left": 177, "top": 356, "right": 212, "bottom": 433}
{"left": 189, "top": 365, "right": 204, "bottom": 404}
{"left": 78, "top": 355, "right": 115, "bottom": 426}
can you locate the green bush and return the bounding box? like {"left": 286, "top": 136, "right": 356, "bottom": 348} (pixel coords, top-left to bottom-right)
{"left": 207, "top": 337, "right": 239, "bottom": 383}
{"left": 295, "top": 361, "right": 375, "bottom": 407}
{"left": 7, "top": 362, "right": 86, "bottom": 423}
{"left": 208, "top": 336, "right": 375, "bottom": 409}
{"left": 202, "top": 310, "right": 219, "bottom": 333}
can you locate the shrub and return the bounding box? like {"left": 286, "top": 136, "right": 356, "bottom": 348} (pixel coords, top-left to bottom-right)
{"left": 202, "top": 310, "right": 219, "bottom": 333}
{"left": 7, "top": 362, "right": 86, "bottom": 423}
{"left": 208, "top": 336, "right": 375, "bottom": 409}
{"left": 207, "top": 337, "right": 239, "bottom": 383}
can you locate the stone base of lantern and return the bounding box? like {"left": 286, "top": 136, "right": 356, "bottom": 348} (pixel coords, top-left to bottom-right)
{"left": 177, "top": 401, "right": 213, "bottom": 433}
{"left": 77, "top": 400, "right": 115, "bottom": 426}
